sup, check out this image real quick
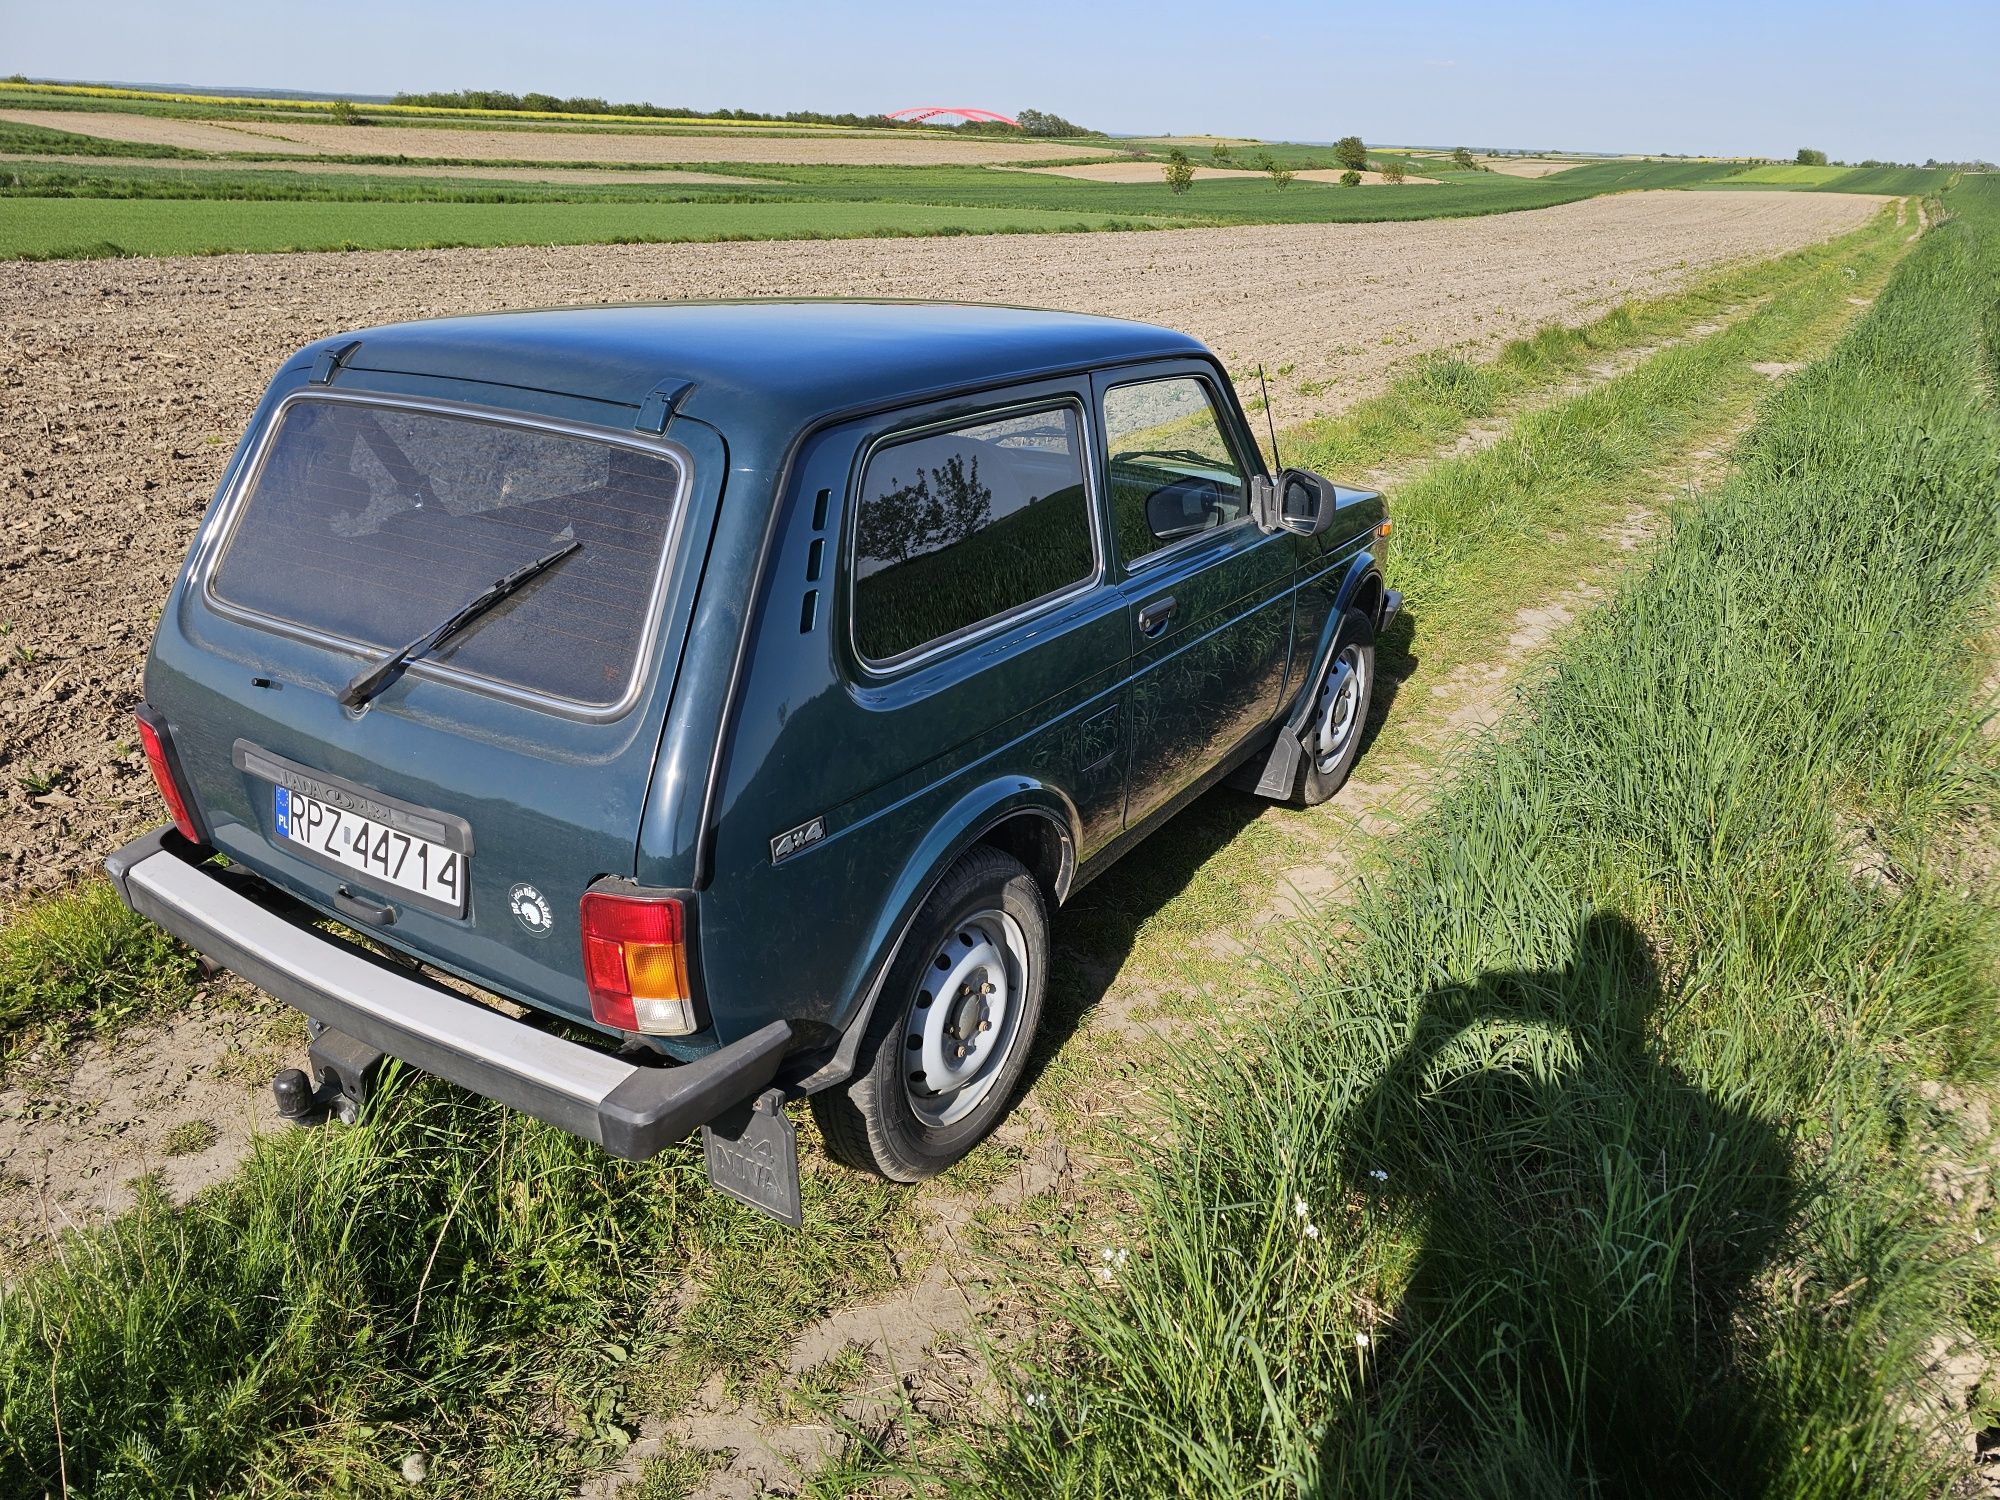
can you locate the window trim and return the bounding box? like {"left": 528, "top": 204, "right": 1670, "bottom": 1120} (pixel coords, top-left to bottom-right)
{"left": 1099, "top": 370, "right": 1259, "bottom": 576}
{"left": 196, "top": 388, "right": 694, "bottom": 724}
{"left": 845, "top": 395, "right": 1105, "bottom": 676}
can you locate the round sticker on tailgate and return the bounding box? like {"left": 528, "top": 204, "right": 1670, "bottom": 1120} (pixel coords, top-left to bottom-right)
{"left": 509, "top": 883, "right": 554, "bottom": 936}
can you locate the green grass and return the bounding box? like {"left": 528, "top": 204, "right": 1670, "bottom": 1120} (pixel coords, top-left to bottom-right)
{"left": 960, "top": 178, "right": 2000, "bottom": 1496}
{"left": 0, "top": 197, "right": 1193, "bottom": 260}
{"left": 0, "top": 879, "right": 201, "bottom": 1067}
{"left": 0, "top": 118, "right": 199, "bottom": 158}
{"left": 0, "top": 156, "right": 1812, "bottom": 261}
{"left": 1726, "top": 163, "right": 1856, "bottom": 186}
{"left": 0, "top": 1083, "right": 919, "bottom": 1496}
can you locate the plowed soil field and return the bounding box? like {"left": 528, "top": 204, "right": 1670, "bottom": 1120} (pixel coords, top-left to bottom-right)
{"left": 0, "top": 189, "right": 1882, "bottom": 894}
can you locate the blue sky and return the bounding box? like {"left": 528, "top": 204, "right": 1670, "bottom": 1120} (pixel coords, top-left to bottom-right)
{"left": 9, "top": 0, "right": 1995, "bottom": 162}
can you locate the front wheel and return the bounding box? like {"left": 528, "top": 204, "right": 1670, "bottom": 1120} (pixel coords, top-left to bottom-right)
{"left": 1292, "top": 607, "right": 1377, "bottom": 807}
{"left": 812, "top": 846, "right": 1047, "bottom": 1182}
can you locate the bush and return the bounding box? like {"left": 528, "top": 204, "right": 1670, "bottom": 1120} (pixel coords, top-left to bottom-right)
{"left": 1381, "top": 159, "right": 1407, "bottom": 184}
{"left": 1333, "top": 135, "right": 1367, "bottom": 171}
{"left": 1339, "top": 168, "right": 1362, "bottom": 187}
{"left": 1162, "top": 149, "right": 1195, "bottom": 194}
{"left": 327, "top": 98, "right": 361, "bottom": 126}
{"left": 1451, "top": 145, "right": 1477, "bottom": 170}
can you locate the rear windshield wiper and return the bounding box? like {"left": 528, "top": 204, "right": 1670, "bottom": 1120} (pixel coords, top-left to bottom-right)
{"left": 337, "top": 539, "right": 583, "bottom": 709}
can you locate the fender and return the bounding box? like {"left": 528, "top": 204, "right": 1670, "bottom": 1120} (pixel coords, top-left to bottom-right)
{"left": 1236, "top": 551, "right": 1394, "bottom": 801}
{"left": 786, "top": 776, "right": 1079, "bottom": 1094}
{"left": 1287, "top": 549, "right": 1388, "bottom": 732}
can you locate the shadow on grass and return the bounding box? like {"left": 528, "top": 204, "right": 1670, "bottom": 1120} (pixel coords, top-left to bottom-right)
{"left": 1333, "top": 910, "right": 1796, "bottom": 1489}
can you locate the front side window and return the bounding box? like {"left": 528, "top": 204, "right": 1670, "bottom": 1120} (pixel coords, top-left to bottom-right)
{"left": 1102, "top": 376, "right": 1250, "bottom": 565}
{"left": 208, "top": 398, "right": 683, "bottom": 709}
{"left": 851, "top": 405, "right": 1095, "bottom": 664}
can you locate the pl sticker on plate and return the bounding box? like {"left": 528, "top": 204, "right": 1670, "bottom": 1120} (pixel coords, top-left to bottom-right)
{"left": 509, "top": 882, "right": 554, "bottom": 936}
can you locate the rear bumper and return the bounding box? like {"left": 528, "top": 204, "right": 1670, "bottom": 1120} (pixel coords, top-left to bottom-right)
{"left": 105, "top": 827, "right": 791, "bottom": 1159}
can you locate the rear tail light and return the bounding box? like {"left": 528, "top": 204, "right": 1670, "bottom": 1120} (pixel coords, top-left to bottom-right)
{"left": 580, "top": 889, "right": 695, "bottom": 1035}
{"left": 135, "top": 705, "right": 206, "bottom": 846}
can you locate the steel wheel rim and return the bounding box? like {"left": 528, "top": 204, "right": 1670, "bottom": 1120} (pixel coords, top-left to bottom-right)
{"left": 903, "top": 907, "right": 1028, "bottom": 1128}
{"left": 1314, "top": 645, "right": 1366, "bottom": 773}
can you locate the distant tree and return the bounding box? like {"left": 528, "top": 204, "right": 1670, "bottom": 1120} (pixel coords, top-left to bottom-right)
{"left": 1333, "top": 135, "right": 1368, "bottom": 171}
{"left": 1796, "top": 147, "right": 1828, "bottom": 166}
{"left": 1266, "top": 158, "right": 1295, "bottom": 188}
{"left": 1163, "top": 149, "right": 1196, "bottom": 194}
{"left": 1380, "top": 158, "right": 1407, "bottom": 184}
{"left": 1340, "top": 168, "right": 1362, "bottom": 187}
{"left": 1017, "top": 107, "right": 1099, "bottom": 137}
{"left": 1451, "top": 146, "right": 1477, "bottom": 170}
{"left": 328, "top": 98, "right": 362, "bottom": 126}
{"left": 1211, "top": 141, "right": 1233, "bottom": 165}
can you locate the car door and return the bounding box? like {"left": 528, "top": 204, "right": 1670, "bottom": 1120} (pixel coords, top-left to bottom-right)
{"left": 1096, "top": 362, "right": 1294, "bottom": 828}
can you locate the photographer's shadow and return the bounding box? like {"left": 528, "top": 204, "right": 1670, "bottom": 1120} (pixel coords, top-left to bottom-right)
{"left": 1337, "top": 911, "right": 1795, "bottom": 1492}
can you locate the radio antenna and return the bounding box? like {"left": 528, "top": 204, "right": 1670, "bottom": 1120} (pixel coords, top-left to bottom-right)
{"left": 1255, "top": 363, "right": 1282, "bottom": 471}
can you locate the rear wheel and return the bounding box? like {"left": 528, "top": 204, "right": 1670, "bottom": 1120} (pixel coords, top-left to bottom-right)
{"left": 1292, "top": 607, "right": 1376, "bottom": 807}
{"left": 813, "top": 846, "right": 1047, "bottom": 1181}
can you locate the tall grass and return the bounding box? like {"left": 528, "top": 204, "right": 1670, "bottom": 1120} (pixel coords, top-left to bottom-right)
{"left": 0, "top": 1080, "right": 914, "bottom": 1495}
{"left": 971, "top": 182, "right": 2000, "bottom": 1496}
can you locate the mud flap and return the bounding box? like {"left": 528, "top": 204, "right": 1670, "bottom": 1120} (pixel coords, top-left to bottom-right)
{"left": 701, "top": 1088, "right": 802, "bottom": 1226}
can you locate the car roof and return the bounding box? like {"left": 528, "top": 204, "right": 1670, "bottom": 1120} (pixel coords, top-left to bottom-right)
{"left": 319, "top": 300, "right": 1212, "bottom": 431}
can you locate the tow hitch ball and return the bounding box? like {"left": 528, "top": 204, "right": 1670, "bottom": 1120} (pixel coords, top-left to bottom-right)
{"left": 273, "top": 1022, "right": 384, "bottom": 1126}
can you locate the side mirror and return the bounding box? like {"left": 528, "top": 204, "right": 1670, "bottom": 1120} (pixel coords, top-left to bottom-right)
{"left": 1253, "top": 468, "right": 1339, "bottom": 537}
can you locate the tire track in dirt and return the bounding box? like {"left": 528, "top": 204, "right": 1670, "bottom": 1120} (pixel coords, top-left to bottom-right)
{"left": 0, "top": 190, "right": 1882, "bottom": 896}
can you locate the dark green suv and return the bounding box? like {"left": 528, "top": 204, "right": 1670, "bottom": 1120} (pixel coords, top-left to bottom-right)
{"left": 108, "top": 301, "right": 1396, "bottom": 1221}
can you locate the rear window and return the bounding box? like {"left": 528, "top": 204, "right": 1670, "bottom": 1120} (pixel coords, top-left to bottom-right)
{"left": 208, "top": 398, "right": 684, "bottom": 710}
{"left": 851, "top": 405, "right": 1095, "bottom": 664}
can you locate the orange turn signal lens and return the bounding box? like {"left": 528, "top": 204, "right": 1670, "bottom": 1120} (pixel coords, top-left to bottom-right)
{"left": 1378, "top": 520, "right": 1393, "bottom": 537}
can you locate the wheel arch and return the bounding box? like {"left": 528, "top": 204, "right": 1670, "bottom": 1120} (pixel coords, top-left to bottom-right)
{"left": 789, "top": 778, "right": 1078, "bottom": 1095}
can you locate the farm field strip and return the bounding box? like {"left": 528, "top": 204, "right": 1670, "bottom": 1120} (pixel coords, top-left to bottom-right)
{"left": 0, "top": 189, "right": 1887, "bottom": 903}
{"left": 0, "top": 205, "right": 1915, "bottom": 1498}
{"left": 0, "top": 108, "right": 1116, "bottom": 165}
{"left": 1, "top": 152, "right": 772, "bottom": 186}
{"left": 0, "top": 196, "right": 1189, "bottom": 260}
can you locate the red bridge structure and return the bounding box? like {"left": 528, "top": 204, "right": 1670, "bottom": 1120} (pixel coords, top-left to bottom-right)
{"left": 886, "top": 106, "right": 1021, "bottom": 128}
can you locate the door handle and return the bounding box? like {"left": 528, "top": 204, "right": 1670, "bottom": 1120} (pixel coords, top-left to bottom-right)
{"left": 1137, "top": 596, "right": 1177, "bottom": 636}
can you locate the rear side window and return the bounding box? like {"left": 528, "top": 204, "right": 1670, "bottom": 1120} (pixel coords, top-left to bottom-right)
{"left": 208, "top": 398, "right": 684, "bottom": 710}
{"left": 851, "top": 405, "right": 1095, "bottom": 665}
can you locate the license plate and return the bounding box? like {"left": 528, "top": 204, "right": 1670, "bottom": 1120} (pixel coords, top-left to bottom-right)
{"left": 275, "top": 784, "right": 466, "bottom": 913}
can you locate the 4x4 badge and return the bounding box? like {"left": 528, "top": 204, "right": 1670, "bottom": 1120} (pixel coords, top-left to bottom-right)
{"left": 770, "top": 816, "right": 825, "bottom": 865}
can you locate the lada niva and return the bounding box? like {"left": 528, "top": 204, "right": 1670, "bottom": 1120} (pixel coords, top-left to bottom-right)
{"left": 106, "top": 301, "right": 1397, "bottom": 1222}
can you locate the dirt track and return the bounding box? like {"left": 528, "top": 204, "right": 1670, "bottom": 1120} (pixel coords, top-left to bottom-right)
{"left": 0, "top": 109, "right": 1109, "bottom": 165}
{"left": 5, "top": 152, "right": 768, "bottom": 186}
{"left": 0, "top": 189, "right": 1882, "bottom": 895}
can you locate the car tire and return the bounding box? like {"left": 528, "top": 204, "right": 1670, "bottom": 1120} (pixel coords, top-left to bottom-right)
{"left": 1292, "top": 607, "right": 1377, "bottom": 807}
{"left": 812, "top": 846, "right": 1048, "bottom": 1182}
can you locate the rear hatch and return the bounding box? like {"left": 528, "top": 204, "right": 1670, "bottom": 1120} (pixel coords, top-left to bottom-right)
{"left": 154, "top": 384, "right": 720, "bottom": 1038}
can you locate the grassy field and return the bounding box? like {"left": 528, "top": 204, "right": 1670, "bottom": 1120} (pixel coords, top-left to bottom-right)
{"left": 0, "top": 95, "right": 1928, "bottom": 261}
{"left": 0, "top": 203, "right": 1924, "bottom": 1497}
{"left": 0, "top": 196, "right": 1192, "bottom": 259}
{"left": 962, "top": 177, "right": 2000, "bottom": 1495}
